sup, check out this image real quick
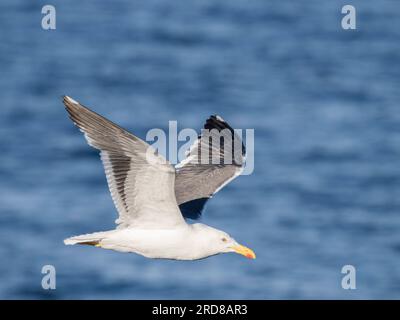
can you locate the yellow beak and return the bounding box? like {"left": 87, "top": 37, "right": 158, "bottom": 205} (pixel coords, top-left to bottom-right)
{"left": 231, "top": 244, "right": 256, "bottom": 259}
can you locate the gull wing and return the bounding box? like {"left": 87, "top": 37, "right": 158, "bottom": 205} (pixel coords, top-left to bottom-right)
{"left": 63, "top": 96, "right": 186, "bottom": 229}
{"left": 175, "top": 115, "right": 245, "bottom": 219}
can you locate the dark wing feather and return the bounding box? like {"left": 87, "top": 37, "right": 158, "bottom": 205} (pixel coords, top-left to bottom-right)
{"left": 175, "top": 115, "right": 245, "bottom": 219}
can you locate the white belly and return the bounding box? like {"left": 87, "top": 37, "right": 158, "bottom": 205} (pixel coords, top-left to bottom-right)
{"left": 98, "top": 226, "right": 208, "bottom": 260}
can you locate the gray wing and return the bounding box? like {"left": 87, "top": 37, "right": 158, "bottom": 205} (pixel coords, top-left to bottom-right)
{"left": 175, "top": 115, "right": 245, "bottom": 219}
{"left": 63, "top": 96, "right": 185, "bottom": 229}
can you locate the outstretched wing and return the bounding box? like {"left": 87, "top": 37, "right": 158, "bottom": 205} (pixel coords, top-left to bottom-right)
{"left": 63, "top": 96, "right": 185, "bottom": 229}
{"left": 175, "top": 115, "right": 245, "bottom": 219}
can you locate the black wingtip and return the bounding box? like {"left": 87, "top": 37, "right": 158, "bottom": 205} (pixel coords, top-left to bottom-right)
{"left": 203, "top": 115, "right": 246, "bottom": 156}
{"left": 61, "top": 95, "right": 67, "bottom": 106}
{"left": 204, "top": 115, "right": 234, "bottom": 132}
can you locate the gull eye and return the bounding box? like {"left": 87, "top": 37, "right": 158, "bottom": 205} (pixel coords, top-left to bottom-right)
{"left": 221, "top": 237, "right": 227, "bottom": 242}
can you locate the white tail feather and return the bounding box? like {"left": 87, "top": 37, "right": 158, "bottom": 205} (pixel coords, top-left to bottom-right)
{"left": 64, "top": 231, "right": 111, "bottom": 245}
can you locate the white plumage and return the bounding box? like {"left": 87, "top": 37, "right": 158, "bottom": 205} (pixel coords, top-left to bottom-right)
{"left": 63, "top": 96, "right": 255, "bottom": 260}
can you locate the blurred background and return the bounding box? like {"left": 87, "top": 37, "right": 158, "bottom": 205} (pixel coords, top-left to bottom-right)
{"left": 0, "top": 0, "right": 399, "bottom": 299}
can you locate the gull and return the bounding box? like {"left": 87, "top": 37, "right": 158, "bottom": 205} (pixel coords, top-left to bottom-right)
{"left": 63, "top": 96, "right": 255, "bottom": 260}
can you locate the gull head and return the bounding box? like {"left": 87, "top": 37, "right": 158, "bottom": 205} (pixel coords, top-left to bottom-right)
{"left": 192, "top": 224, "right": 256, "bottom": 260}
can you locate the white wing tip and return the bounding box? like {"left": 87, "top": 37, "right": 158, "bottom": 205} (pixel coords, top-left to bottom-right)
{"left": 215, "top": 115, "right": 225, "bottom": 122}
{"left": 65, "top": 96, "right": 79, "bottom": 105}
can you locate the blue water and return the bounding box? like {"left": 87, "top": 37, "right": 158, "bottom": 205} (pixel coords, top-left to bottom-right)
{"left": 1, "top": 0, "right": 400, "bottom": 299}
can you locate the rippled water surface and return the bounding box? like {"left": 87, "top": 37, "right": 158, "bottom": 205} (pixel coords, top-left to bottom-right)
{"left": 0, "top": 0, "right": 400, "bottom": 299}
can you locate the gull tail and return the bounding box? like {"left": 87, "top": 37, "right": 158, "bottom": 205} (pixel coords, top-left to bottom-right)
{"left": 64, "top": 231, "right": 111, "bottom": 246}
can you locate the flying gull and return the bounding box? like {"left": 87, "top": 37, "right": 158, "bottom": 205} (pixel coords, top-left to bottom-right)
{"left": 63, "top": 96, "right": 255, "bottom": 260}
